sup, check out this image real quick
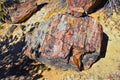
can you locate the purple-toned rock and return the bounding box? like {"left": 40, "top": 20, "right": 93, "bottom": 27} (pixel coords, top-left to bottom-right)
{"left": 67, "top": 0, "right": 102, "bottom": 17}
{"left": 6, "top": 0, "right": 37, "bottom": 23}
{"left": 24, "top": 14, "right": 103, "bottom": 70}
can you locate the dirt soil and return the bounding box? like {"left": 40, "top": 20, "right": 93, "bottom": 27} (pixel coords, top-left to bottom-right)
{"left": 0, "top": 0, "right": 120, "bottom": 80}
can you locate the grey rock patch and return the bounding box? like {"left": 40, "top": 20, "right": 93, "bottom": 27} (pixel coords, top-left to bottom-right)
{"left": 7, "top": 25, "right": 17, "bottom": 34}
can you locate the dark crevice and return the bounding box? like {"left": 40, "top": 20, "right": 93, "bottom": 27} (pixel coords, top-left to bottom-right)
{"left": 87, "top": 0, "right": 108, "bottom": 14}
{"left": 37, "top": 3, "right": 48, "bottom": 11}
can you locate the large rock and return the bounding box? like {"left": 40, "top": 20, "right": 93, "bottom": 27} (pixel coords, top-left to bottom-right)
{"left": 7, "top": 0, "right": 37, "bottom": 23}
{"left": 24, "top": 14, "right": 103, "bottom": 70}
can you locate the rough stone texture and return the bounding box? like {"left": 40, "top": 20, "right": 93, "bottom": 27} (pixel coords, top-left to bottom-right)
{"left": 1, "top": 0, "right": 120, "bottom": 79}
{"left": 24, "top": 14, "right": 103, "bottom": 70}
{"left": 7, "top": 0, "right": 37, "bottom": 23}
{"left": 67, "top": 0, "right": 103, "bottom": 17}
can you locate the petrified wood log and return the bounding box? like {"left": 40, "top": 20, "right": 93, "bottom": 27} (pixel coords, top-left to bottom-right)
{"left": 67, "top": 0, "right": 120, "bottom": 16}
{"left": 6, "top": 0, "right": 37, "bottom": 23}
{"left": 67, "top": 0, "right": 103, "bottom": 17}
{"left": 24, "top": 14, "right": 103, "bottom": 70}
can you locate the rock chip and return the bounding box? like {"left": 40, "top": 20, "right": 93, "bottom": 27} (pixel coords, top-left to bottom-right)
{"left": 7, "top": 25, "right": 17, "bottom": 34}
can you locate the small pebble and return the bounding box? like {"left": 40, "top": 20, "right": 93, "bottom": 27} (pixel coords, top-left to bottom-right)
{"left": 20, "top": 25, "right": 26, "bottom": 31}
{"left": 7, "top": 25, "right": 17, "bottom": 34}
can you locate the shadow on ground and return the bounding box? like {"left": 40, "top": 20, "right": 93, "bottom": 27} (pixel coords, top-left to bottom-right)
{"left": 0, "top": 36, "right": 42, "bottom": 79}
{"left": 95, "top": 32, "right": 109, "bottom": 63}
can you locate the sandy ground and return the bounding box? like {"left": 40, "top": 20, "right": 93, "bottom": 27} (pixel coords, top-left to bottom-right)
{"left": 0, "top": 0, "right": 120, "bottom": 80}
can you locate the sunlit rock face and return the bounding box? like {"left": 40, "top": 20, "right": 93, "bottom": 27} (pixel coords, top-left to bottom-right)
{"left": 2, "top": 0, "right": 37, "bottom": 23}
{"left": 2, "top": 0, "right": 120, "bottom": 23}
{"left": 24, "top": 14, "right": 103, "bottom": 70}
{"left": 67, "top": 0, "right": 106, "bottom": 17}
{"left": 9, "top": 0, "right": 37, "bottom": 23}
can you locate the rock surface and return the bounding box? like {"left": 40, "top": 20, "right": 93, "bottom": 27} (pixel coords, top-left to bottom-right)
{"left": 24, "top": 14, "right": 103, "bottom": 70}
{"left": 6, "top": 0, "right": 37, "bottom": 23}
{"left": 0, "top": 0, "right": 120, "bottom": 79}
